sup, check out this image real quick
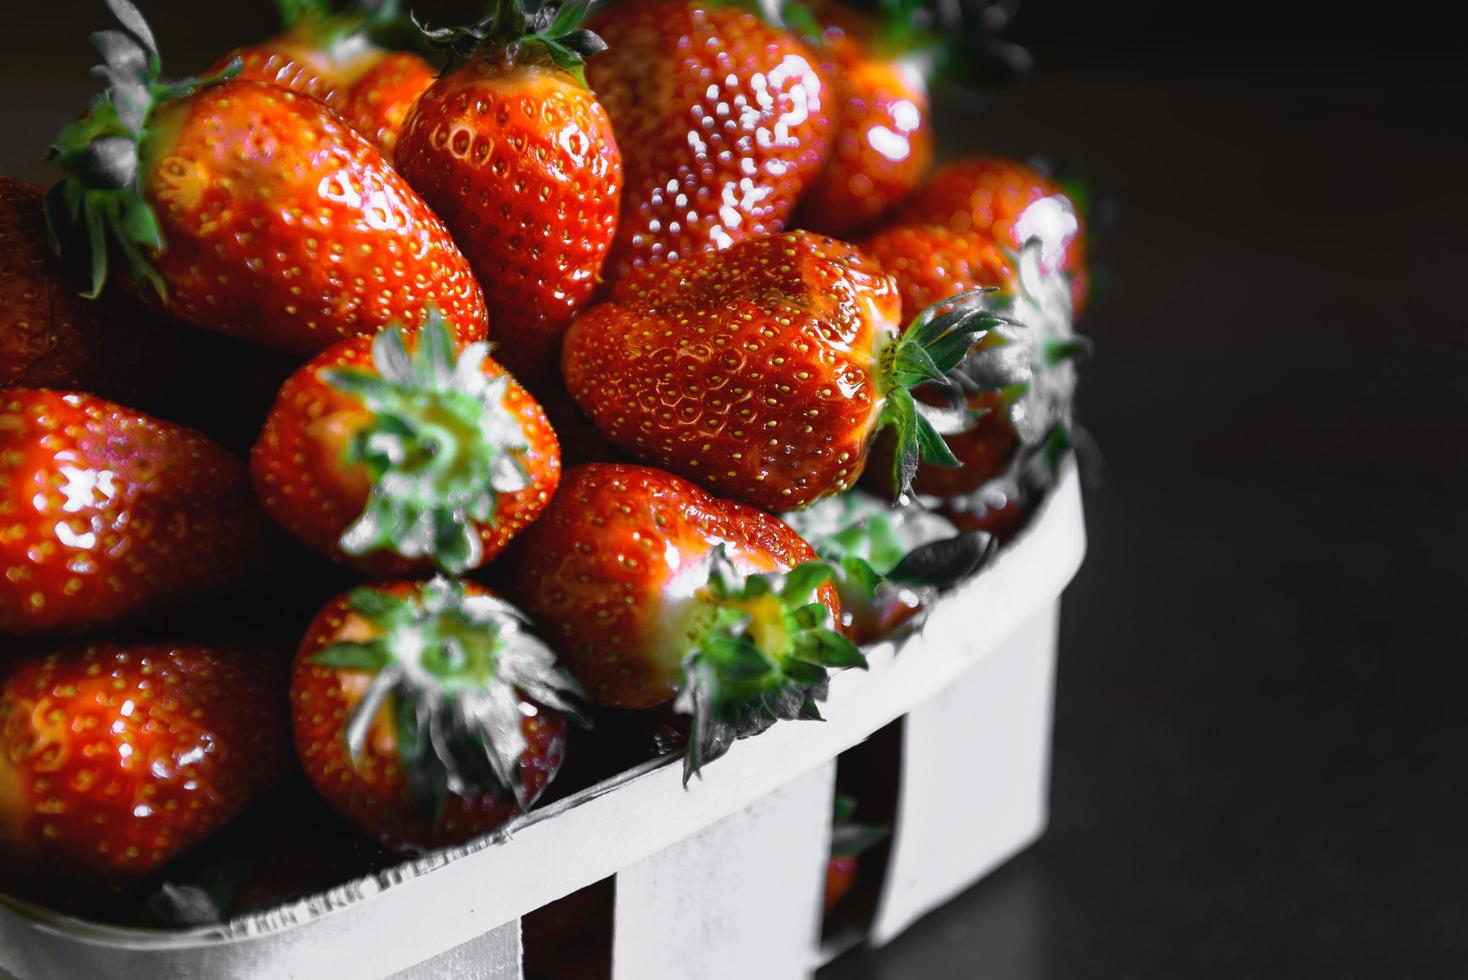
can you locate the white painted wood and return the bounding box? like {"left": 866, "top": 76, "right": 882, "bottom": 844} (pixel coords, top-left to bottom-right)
{"left": 869, "top": 604, "right": 1060, "bottom": 945}
{"left": 388, "top": 919, "right": 521, "bottom": 980}
{"left": 612, "top": 760, "right": 835, "bottom": 980}
{"left": 0, "top": 470, "right": 1084, "bottom": 980}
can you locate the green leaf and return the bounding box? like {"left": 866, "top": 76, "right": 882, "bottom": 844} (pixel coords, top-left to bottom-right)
{"left": 783, "top": 658, "right": 827, "bottom": 687}
{"left": 914, "top": 411, "right": 960, "bottom": 469}
{"left": 880, "top": 387, "right": 921, "bottom": 498}
{"left": 838, "top": 556, "right": 881, "bottom": 598}
{"left": 312, "top": 641, "right": 391, "bottom": 672}
{"left": 796, "top": 629, "right": 866, "bottom": 669}
{"left": 704, "top": 637, "right": 774, "bottom": 680}
{"left": 780, "top": 562, "right": 832, "bottom": 602}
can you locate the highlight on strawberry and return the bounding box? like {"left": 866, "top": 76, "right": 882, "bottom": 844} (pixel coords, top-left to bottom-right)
{"left": 506, "top": 463, "right": 864, "bottom": 779}
{"left": 211, "top": 0, "right": 437, "bottom": 160}
{"left": 0, "top": 643, "right": 286, "bottom": 898}
{"left": 561, "top": 230, "right": 1007, "bottom": 513}
{"left": 794, "top": 0, "right": 939, "bottom": 238}
{"left": 0, "top": 390, "right": 272, "bottom": 637}
{"left": 45, "top": 0, "right": 487, "bottom": 357}
{"left": 396, "top": 0, "right": 622, "bottom": 384}
{"left": 252, "top": 308, "right": 560, "bottom": 575}
{"left": 586, "top": 0, "right": 834, "bottom": 282}
{"left": 292, "top": 577, "right": 580, "bottom": 851}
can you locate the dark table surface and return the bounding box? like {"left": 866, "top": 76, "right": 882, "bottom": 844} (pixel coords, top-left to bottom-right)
{"left": 3, "top": 5, "right": 1466, "bottom": 978}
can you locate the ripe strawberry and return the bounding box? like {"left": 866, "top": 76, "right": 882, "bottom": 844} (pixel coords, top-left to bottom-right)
{"left": 252, "top": 309, "right": 560, "bottom": 575}
{"left": 561, "top": 230, "right": 1004, "bottom": 512}
{"left": 291, "top": 578, "right": 578, "bottom": 851}
{"left": 395, "top": 0, "right": 622, "bottom": 384}
{"left": 793, "top": 1, "right": 935, "bottom": 238}
{"left": 46, "top": 0, "right": 487, "bottom": 358}
{"left": 0, "top": 390, "right": 271, "bottom": 637}
{"left": 585, "top": 0, "right": 834, "bottom": 282}
{"left": 504, "top": 463, "right": 859, "bottom": 777}
{"left": 858, "top": 225, "right": 1088, "bottom": 512}
{"left": 0, "top": 643, "right": 285, "bottom": 895}
{"left": 897, "top": 155, "right": 1090, "bottom": 312}
{"left": 1, "top": 176, "right": 172, "bottom": 402}
{"left": 212, "top": 0, "right": 437, "bottom": 161}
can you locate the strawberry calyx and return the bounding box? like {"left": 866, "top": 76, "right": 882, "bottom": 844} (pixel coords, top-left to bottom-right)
{"left": 322, "top": 309, "right": 534, "bottom": 575}
{"left": 44, "top": 0, "right": 238, "bottom": 302}
{"left": 875, "top": 290, "right": 1008, "bottom": 499}
{"left": 955, "top": 239, "right": 1091, "bottom": 452}
{"left": 416, "top": 0, "right": 607, "bottom": 86}
{"left": 675, "top": 548, "right": 865, "bottom": 782}
{"left": 312, "top": 578, "right": 581, "bottom": 819}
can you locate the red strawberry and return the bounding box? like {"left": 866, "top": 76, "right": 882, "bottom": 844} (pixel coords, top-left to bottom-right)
{"left": 793, "top": 3, "right": 934, "bottom": 238}
{"left": 212, "top": 0, "right": 437, "bottom": 161}
{"left": 859, "top": 224, "right": 1087, "bottom": 508}
{"left": 0, "top": 643, "right": 285, "bottom": 895}
{"left": 0, "top": 176, "right": 176, "bottom": 403}
{"left": 395, "top": 0, "right": 622, "bottom": 383}
{"left": 291, "top": 578, "right": 577, "bottom": 851}
{"left": 823, "top": 792, "right": 887, "bottom": 915}
{"left": 252, "top": 309, "right": 560, "bottom": 575}
{"left": 561, "top": 230, "right": 1004, "bottom": 512}
{"left": 897, "top": 155, "right": 1090, "bottom": 312}
{"left": 585, "top": 0, "right": 834, "bottom": 282}
{"left": 0, "top": 390, "right": 271, "bottom": 637}
{"left": 47, "top": 1, "right": 487, "bottom": 358}
{"left": 504, "top": 463, "right": 858, "bottom": 776}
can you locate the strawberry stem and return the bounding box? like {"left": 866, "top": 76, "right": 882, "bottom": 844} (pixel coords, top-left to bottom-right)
{"left": 675, "top": 549, "right": 865, "bottom": 782}
{"left": 415, "top": 0, "right": 607, "bottom": 85}
{"left": 313, "top": 578, "right": 581, "bottom": 820}
{"left": 874, "top": 290, "right": 1007, "bottom": 499}
{"left": 45, "top": 0, "right": 237, "bottom": 301}
{"left": 322, "top": 308, "right": 535, "bottom": 574}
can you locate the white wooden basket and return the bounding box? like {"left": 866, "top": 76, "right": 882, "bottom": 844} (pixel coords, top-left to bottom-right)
{"left": 0, "top": 467, "right": 1085, "bottom": 980}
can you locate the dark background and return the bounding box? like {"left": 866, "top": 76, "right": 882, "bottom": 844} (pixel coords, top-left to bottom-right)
{"left": 4, "top": 3, "right": 1466, "bottom": 978}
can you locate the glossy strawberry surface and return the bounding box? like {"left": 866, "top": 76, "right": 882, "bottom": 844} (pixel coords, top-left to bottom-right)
{"left": 0, "top": 644, "right": 284, "bottom": 891}
{"left": 251, "top": 330, "right": 560, "bottom": 575}
{"left": 562, "top": 231, "right": 903, "bottom": 511}
{"left": 587, "top": 1, "right": 834, "bottom": 282}
{"left": 505, "top": 463, "right": 839, "bottom": 709}
{"left": 140, "top": 80, "right": 487, "bottom": 356}
{"left": 0, "top": 391, "right": 270, "bottom": 636}
{"left": 794, "top": 10, "right": 933, "bottom": 237}
{"left": 396, "top": 55, "right": 623, "bottom": 383}
{"left": 291, "top": 582, "right": 567, "bottom": 851}
{"left": 897, "top": 155, "right": 1089, "bottom": 311}
{"left": 215, "top": 37, "right": 436, "bottom": 161}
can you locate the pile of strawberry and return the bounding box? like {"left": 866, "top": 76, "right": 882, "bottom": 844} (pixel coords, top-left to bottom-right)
{"left": 0, "top": 0, "right": 1089, "bottom": 909}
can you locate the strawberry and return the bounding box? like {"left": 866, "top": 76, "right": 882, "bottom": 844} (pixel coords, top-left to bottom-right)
{"left": 46, "top": 0, "right": 487, "bottom": 358}
{"left": 0, "top": 643, "right": 285, "bottom": 896}
{"left": 897, "top": 155, "right": 1090, "bottom": 312}
{"left": 291, "top": 578, "right": 578, "bottom": 851}
{"left": 793, "top": 1, "right": 935, "bottom": 238}
{"left": 212, "top": 0, "right": 437, "bottom": 161}
{"left": 504, "top": 463, "right": 860, "bottom": 777}
{"left": 561, "top": 230, "right": 1004, "bottom": 512}
{"left": 585, "top": 0, "right": 834, "bottom": 283}
{"left": 0, "top": 176, "right": 174, "bottom": 403}
{"left": 858, "top": 225, "right": 1088, "bottom": 516}
{"left": 0, "top": 390, "right": 271, "bottom": 637}
{"left": 251, "top": 308, "right": 560, "bottom": 575}
{"left": 823, "top": 792, "right": 887, "bottom": 915}
{"left": 395, "top": 0, "right": 622, "bottom": 384}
